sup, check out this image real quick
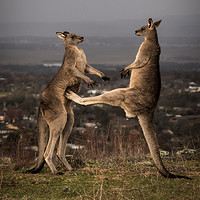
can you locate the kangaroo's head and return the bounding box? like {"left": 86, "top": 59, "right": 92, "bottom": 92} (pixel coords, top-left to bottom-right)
{"left": 135, "top": 18, "right": 162, "bottom": 41}
{"left": 56, "top": 31, "right": 84, "bottom": 46}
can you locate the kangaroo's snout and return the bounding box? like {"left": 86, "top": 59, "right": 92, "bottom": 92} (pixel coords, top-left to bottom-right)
{"left": 135, "top": 30, "right": 140, "bottom": 36}
{"left": 78, "top": 36, "right": 84, "bottom": 42}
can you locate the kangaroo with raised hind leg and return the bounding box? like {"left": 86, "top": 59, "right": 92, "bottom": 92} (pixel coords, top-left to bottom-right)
{"left": 66, "top": 19, "right": 191, "bottom": 179}
{"left": 26, "top": 31, "right": 110, "bottom": 174}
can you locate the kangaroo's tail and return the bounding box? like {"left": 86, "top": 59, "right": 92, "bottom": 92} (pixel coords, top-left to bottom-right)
{"left": 138, "top": 113, "right": 191, "bottom": 180}
{"left": 25, "top": 113, "right": 48, "bottom": 174}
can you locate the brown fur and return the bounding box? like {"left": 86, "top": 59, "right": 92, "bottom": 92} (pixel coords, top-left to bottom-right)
{"left": 66, "top": 19, "right": 190, "bottom": 179}
{"left": 26, "top": 31, "right": 110, "bottom": 174}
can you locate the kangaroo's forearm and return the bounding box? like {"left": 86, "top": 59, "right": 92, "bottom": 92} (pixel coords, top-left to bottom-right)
{"left": 85, "top": 64, "right": 104, "bottom": 77}
{"left": 125, "top": 60, "right": 148, "bottom": 71}
{"left": 69, "top": 68, "right": 91, "bottom": 83}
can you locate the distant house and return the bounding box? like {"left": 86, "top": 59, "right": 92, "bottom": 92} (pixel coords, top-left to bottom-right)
{"left": 169, "top": 114, "right": 200, "bottom": 123}
{"left": 83, "top": 122, "right": 97, "bottom": 128}
{"left": 0, "top": 123, "right": 17, "bottom": 136}
{"left": 0, "top": 115, "right": 5, "bottom": 123}
{"left": 6, "top": 123, "right": 19, "bottom": 130}
{"left": 185, "top": 82, "right": 200, "bottom": 93}
{"left": 173, "top": 107, "right": 193, "bottom": 115}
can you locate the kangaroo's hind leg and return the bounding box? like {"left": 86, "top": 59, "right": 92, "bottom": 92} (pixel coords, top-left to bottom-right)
{"left": 25, "top": 112, "right": 48, "bottom": 174}
{"left": 57, "top": 106, "right": 74, "bottom": 171}
{"left": 138, "top": 112, "right": 191, "bottom": 179}
{"left": 66, "top": 88, "right": 127, "bottom": 107}
{"left": 44, "top": 114, "right": 67, "bottom": 174}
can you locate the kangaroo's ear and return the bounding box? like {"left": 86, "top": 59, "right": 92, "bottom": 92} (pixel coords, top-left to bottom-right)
{"left": 154, "top": 20, "right": 162, "bottom": 28}
{"left": 148, "top": 18, "right": 153, "bottom": 28}
{"left": 56, "top": 32, "right": 65, "bottom": 40}
{"left": 63, "top": 31, "right": 70, "bottom": 35}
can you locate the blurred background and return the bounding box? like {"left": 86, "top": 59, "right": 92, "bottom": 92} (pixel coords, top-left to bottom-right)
{"left": 0, "top": 0, "right": 200, "bottom": 166}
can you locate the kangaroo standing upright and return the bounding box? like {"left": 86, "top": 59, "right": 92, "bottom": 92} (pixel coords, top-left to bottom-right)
{"left": 66, "top": 19, "right": 190, "bottom": 179}
{"left": 27, "top": 31, "right": 110, "bottom": 174}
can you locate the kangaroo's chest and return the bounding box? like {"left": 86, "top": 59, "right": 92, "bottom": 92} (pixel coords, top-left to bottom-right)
{"left": 76, "top": 49, "right": 87, "bottom": 72}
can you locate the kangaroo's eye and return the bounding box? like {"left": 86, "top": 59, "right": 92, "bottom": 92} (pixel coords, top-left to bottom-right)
{"left": 71, "top": 36, "right": 75, "bottom": 39}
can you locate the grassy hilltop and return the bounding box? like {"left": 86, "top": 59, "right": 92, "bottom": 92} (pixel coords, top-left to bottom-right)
{"left": 0, "top": 156, "right": 200, "bottom": 200}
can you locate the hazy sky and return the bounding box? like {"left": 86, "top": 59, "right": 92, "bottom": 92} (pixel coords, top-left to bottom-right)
{"left": 0, "top": 0, "right": 199, "bottom": 23}
{"left": 0, "top": 0, "right": 199, "bottom": 37}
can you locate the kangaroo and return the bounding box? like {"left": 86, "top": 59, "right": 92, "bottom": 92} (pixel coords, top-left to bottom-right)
{"left": 66, "top": 19, "right": 190, "bottom": 179}
{"left": 26, "top": 31, "right": 110, "bottom": 174}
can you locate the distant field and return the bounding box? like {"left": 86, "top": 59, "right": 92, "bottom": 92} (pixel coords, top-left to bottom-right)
{"left": 0, "top": 92, "right": 11, "bottom": 98}
{"left": 0, "top": 158, "right": 199, "bottom": 200}
{"left": 0, "top": 48, "right": 135, "bottom": 66}
{"left": 0, "top": 36, "right": 199, "bottom": 65}
{"left": 0, "top": 49, "right": 63, "bottom": 65}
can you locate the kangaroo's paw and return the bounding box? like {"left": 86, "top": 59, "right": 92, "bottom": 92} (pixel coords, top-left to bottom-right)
{"left": 102, "top": 75, "right": 110, "bottom": 81}
{"left": 65, "top": 90, "right": 84, "bottom": 105}
{"left": 65, "top": 90, "right": 76, "bottom": 100}
{"left": 120, "top": 68, "right": 130, "bottom": 78}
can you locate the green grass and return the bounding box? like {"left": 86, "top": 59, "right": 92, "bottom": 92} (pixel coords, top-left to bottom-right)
{"left": 0, "top": 158, "right": 200, "bottom": 200}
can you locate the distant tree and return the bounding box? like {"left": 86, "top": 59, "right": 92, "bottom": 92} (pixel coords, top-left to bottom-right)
{"left": 154, "top": 110, "right": 169, "bottom": 131}
{"left": 20, "top": 96, "right": 37, "bottom": 116}
{"left": 6, "top": 108, "right": 24, "bottom": 122}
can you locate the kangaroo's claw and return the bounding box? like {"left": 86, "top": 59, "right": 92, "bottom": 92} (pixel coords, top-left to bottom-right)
{"left": 102, "top": 76, "right": 110, "bottom": 81}
{"left": 121, "top": 69, "right": 129, "bottom": 78}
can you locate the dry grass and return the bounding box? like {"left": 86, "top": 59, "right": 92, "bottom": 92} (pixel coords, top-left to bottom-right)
{"left": 0, "top": 127, "right": 200, "bottom": 199}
